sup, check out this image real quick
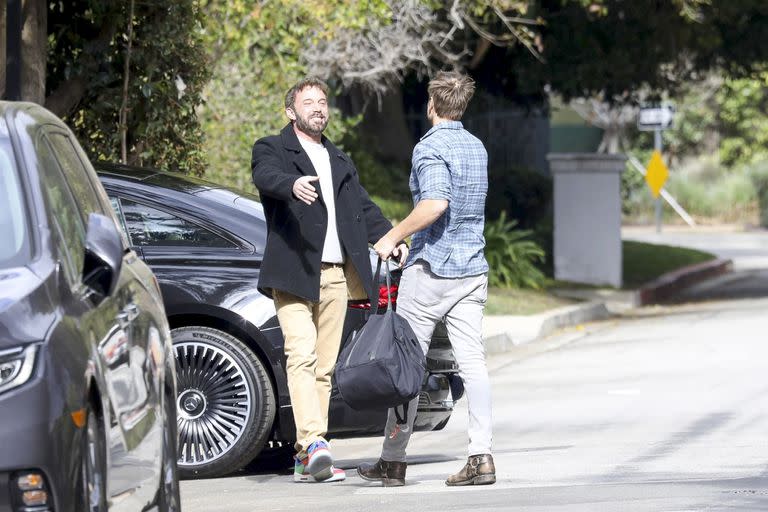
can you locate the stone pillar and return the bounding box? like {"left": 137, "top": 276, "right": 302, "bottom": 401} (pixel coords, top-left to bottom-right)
{"left": 548, "top": 153, "right": 627, "bottom": 288}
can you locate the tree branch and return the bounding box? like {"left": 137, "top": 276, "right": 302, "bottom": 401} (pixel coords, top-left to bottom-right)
{"left": 119, "top": 0, "right": 136, "bottom": 164}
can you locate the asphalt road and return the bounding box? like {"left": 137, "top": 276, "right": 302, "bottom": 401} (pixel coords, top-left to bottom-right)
{"left": 180, "top": 295, "right": 768, "bottom": 511}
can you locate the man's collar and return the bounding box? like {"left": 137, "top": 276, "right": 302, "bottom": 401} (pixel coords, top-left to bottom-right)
{"left": 420, "top": 120, "right": 463, "bottom": 141}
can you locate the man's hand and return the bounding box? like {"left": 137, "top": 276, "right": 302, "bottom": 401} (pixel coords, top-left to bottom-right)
{"left": 373, "top": 235, "right": 397, "bottom": 262}
{"left": 391, "top": 243, "right": 409, "bottom": 268}
{"left": 293, "top": 176, "right": 320, "bottom": 205}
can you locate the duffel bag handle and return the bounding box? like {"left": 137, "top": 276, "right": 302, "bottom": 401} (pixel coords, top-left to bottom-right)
{"left": 371, "top": 257, "right": 393, "bottom": 315}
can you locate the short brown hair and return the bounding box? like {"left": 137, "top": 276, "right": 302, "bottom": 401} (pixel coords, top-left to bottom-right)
{"left": 428, "top": 71, "right": 476, "bottom": 120}
{"left": 285, "top": 76, "right": 329, "bottom": 110}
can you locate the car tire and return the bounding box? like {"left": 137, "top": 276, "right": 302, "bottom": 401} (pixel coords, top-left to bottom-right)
{"left": 158, "top": 380, "right": 181, "bottom": 511}
{"left": 77, "top": 405, "right": 107, "bottom": 512}
{"left": 172, "top": 326, "right": 275, "bottom": 479}
{"left": 246, "top": 441, "right": 295, "bottom": 473}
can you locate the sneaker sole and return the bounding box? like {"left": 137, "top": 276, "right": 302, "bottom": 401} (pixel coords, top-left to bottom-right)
{"left": 306, "top": 450, "right": 333, "bottom": 480}
{"left": 294, "top": 471, "right": 346, "bottom": 483}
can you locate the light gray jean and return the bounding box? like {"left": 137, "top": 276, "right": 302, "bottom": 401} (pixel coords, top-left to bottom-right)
{"left": 380, "top": 261, "right": 493, "bottom": 462}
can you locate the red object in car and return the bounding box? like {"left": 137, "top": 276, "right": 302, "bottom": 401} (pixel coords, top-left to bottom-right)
{"left": 348, "top": 284, "right": 398, "bottom": 310}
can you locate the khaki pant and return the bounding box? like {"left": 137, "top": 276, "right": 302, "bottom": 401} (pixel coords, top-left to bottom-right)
{"left": 273, "top": 264, "right": 348, "bottom": 457}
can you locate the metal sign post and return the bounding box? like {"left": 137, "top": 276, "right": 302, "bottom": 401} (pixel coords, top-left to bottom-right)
{"left": 653, "top": 129, "right": 663, "bottom": 233}
{"left": 638, "top": 105, "right": 675, "bottom": 234}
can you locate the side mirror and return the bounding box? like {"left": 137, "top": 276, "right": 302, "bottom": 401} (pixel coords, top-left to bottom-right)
{"left": 82, "top": 212, "right": 124, "bottom": 302}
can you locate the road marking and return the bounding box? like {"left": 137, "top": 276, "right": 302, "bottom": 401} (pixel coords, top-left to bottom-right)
{"left": 607, "top": 389, "right": 641, "bottom": 396}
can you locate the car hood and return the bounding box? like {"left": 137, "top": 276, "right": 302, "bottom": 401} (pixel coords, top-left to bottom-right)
{"left": 0, "top": 266, "right": 56, "bottom": 348}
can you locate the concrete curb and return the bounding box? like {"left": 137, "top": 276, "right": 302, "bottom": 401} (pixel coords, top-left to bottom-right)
{"left": 637, "top": 258, "right": 733, "bottom": 305}
{"left": 483, "top": 257, "right": 734, "bottom": 353}
{"left": 483, "top": 301, "right": 612, "bottom": 354}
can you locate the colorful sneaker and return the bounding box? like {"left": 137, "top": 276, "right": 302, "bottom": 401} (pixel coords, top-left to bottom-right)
{"left": 306, "top": 440, "right": 334, "bottom": 481}
{"left": 294, "top": 455, "right": 345, "bottom": 483}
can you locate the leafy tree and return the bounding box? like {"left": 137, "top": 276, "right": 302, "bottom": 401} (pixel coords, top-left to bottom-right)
{"left": 644, "top": 71, "right": 768, "bottom": 168}
{"left": 197, "top": 0, "right": 391, "bottom": 188}
{"left": 2, "top": 1, "right": 210, "bottom": 174}
{"left": 717, "top": 72, "right": 768, "bottom": 167}
{"left": 48, "top": 1, "right": 210, "bottom": 174}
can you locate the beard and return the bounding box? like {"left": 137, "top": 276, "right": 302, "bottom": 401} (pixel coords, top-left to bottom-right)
{"left": 294, "top": 111, "right": 329, "bottom": 137}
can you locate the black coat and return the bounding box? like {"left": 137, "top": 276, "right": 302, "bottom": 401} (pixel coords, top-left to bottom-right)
{"left": 251, "top": 124, "right": 392, "bottom": 303}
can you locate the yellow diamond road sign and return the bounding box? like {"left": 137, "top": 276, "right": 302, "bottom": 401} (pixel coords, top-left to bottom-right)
{"left": 645, "top": 150, "right": 669, "bottom": 198}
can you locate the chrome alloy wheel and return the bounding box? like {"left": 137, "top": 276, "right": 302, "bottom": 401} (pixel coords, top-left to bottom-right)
{"left": 174, "top": 341, "right": 252, "bottom": 467}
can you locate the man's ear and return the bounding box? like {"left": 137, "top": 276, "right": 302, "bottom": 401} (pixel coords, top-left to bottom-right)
{"left": 286, "top": 107, "right": 297, "bottom": 121}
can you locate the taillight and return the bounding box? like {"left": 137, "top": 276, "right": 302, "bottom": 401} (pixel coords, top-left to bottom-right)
{"left": 378, "top": 284, "right": 398, "bottom": 308}
{"left": 348, "top": 284, "right": 398, "bottom": 310}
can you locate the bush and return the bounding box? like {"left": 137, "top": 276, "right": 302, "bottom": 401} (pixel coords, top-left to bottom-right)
{"left": 348, "top": 150, "right": 411, "bottom": 202}
{"left": 622, "top": 154, "right": 758, "bottom": 224}
{"left": 484, "top": 212, "right": 546, "bottom": 289}
{"left": 370, "top": 195, "right": 412, "bottom": 223}
{"left": 749, "top": 161, "right": 768, "bottom": 228}
{"left": 485, "top": 166, "right": 552, "bottom": 229}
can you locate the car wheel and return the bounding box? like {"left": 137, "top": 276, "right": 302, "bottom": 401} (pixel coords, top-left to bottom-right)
{"left": 246, "top": 441, "right": 295, "bottom": 473}
{"left": 79, "top": 406, "right": 107, "bottom": 512}
{"left": 172, "top": 326, "right": 276, "bottom": 478}
{"left": 159, "top": 381, "right": 181, "bottom": 511}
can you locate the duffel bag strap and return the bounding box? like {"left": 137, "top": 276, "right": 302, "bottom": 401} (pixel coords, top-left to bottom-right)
{"left": 394, "top": 402, "right": 409, "bottom": 428}
{"left": 371, "top": 257, "right": 394, "bottom": 315}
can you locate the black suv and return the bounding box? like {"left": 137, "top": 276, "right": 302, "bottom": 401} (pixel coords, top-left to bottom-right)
{"left": 96, "top": 163, "right": 461, "bottom": 479}
{"left": 0, "top": 103, "right": 179, "bottom": 511}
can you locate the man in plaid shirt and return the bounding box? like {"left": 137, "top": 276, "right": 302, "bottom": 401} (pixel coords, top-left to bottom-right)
{"left": 357, "top": 71, "right": 495, "bottom": 487}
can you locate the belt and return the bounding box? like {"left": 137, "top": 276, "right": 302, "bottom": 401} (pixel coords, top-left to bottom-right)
{"left": 321, "top": 262, "right": 344, "bottom": 269}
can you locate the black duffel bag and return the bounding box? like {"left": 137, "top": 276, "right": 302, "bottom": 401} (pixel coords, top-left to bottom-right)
{"left": 334, "top": 258, "right": 426, "bottom": 416}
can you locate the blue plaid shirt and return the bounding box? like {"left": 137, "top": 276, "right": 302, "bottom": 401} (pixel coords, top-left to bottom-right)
{"left": 406, "top": 121, "right": 489, "bottom": 278}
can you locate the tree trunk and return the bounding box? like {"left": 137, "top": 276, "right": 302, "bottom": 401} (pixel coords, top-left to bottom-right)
{"left": 359, "top": 86, "right": 414, "bottom": 164}
{"left": 1, "top": 1, "right": 6, "bottom": 98}
{"left": 45, "top": 77, "right": 88, "bottom": 117}
{"left": 21, "top": 0, "right": 46, "bottom": 104}
{"left": 119, "top": 0, "right": 135, "bottom": 163}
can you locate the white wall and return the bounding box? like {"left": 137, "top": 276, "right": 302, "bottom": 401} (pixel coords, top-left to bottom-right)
{"left": 549, "top": 153, "right": 626, "bottom": 288}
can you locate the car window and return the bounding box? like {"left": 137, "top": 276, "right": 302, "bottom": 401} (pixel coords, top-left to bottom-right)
{"left": 37, "top": 137, "right": 86, "bottom": 284}
{"left": 45, "top": 132, "right": 107, "bottom": 221}
{"left": 109, "top": 196, "right": 130, "bottom": 245}
{"left": 0, "top": 137, "right": 31, "bottom": 269}
{"left": 119, "top": 198, "right": 238, "bottom": 248}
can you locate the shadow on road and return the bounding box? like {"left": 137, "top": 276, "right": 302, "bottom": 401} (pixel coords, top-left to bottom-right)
{"left": 668, "top": 268, "right": 768, "bottom": 304}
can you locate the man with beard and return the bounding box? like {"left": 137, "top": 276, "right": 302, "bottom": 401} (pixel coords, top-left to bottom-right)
{"left": 251, "top": 77, "right": 408, "bottom": 483}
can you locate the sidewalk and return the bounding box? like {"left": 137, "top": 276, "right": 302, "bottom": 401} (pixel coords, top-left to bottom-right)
{"left": 482, "top": 249, "right": 733, "bottom": 353}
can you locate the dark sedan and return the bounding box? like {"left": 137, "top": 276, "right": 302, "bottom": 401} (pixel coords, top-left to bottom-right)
{"left": 96, "top": 163, "right": 461, "bottom": 479}
{"left": 0, "top": 102, "right": 179, "bottom": 511}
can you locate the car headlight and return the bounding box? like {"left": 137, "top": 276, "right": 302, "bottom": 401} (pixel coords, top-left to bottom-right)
{"left": 0, "top": 345, "right": 37, "bottom": 394}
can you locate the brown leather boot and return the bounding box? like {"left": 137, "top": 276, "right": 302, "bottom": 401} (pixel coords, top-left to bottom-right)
{"left": 445, "top": 454, "right": 496, "bottom": 486}
{"left": 357, "top": 459, "right": 407, "bottom": 487}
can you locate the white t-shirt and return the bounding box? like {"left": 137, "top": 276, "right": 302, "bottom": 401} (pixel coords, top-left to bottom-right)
{"left": 298, "top": 138, "right": 344, "bottom": 264}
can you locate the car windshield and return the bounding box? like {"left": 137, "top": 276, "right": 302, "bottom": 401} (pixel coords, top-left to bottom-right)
{"left": 0, "top": 136, "right": 31, "bottom": 269}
